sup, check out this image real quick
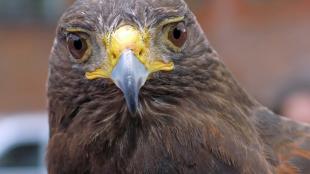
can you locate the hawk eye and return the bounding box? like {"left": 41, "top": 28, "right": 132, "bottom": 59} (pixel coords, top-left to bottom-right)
{"left": 168, "top": 22, "right": 188, "bottom": 48}
{"left": 66, "top": 33, "right": 89, "bottom": 61}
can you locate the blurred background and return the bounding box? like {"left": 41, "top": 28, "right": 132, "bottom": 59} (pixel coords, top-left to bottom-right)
{"left": 0, "top": 0, "right": 310, "bottom": 173}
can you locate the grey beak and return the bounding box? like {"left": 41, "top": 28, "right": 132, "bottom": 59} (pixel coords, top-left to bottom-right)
{"left": 111, "top": 50, "right": 149, "bottom": 114}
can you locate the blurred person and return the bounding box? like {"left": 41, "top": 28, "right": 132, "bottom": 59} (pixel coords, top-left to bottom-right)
{"left": 273, "top": 82, "right": 310, "bottom": 123}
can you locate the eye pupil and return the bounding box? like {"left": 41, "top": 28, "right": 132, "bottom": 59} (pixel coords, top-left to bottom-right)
{"left": 74, "top": 39, "right": 83, "bottom": 50}
{"left": 173, "top": 28, "right": 182, "bottom": 40}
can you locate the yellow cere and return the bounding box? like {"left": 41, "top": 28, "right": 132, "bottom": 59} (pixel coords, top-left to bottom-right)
{"left": 111, "top": 25, "right": 143, "bottom": 55}
{"left": 86, "top": 25, "right": 174, "bottom": 80}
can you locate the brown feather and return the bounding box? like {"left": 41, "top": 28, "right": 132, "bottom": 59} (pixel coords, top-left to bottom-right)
{"left": 47, "top": 0, "right": 310, "bottom": 173}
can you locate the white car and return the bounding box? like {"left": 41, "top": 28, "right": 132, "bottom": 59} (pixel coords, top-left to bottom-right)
{"left": 0, "top": 113, "right": 48, "bottom": 174}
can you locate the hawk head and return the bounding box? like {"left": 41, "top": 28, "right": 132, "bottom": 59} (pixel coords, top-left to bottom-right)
{"left": 48, "top": 0, "right": 220, "bottom": 116}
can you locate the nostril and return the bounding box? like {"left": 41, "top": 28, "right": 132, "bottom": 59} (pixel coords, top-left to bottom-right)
{"left": 112, "top": 53, "right": 117, "bottom": 59}
{"left": 138, "top": 49, "right": 144, "bottom": 56}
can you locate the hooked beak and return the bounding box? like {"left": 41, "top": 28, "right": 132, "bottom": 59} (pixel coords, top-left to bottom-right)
{"left": 111, "top": 50, "right": 149, "bottom": 114}
{"left": 85, "top": 25, "right": 174, "bottom": 114}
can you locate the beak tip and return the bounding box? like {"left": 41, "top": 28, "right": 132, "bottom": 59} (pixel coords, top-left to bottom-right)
{"left": 128, "top": 106, "right": 138, "bottom": 116}
{"left": 124, "top": 93, "right": 139, "bottom": 115}
{"left": 111, "top": 50, "right": 149, "bottom": 116}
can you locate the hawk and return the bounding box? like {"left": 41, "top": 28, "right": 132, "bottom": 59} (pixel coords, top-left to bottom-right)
{"left": 47, "top": 0, "right": 310, "bottom": 173}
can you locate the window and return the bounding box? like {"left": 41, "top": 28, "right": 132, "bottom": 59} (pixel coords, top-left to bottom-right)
{"left": 0, "top": 144, "right": 40, "bottom": 167}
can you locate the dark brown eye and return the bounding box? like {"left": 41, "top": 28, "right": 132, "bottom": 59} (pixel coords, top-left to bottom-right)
{"left": 67, "top": 33, "right": 89, "bottom": 61}
{"left": 168, "top": 22, "right": 188, "bottom": 48}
